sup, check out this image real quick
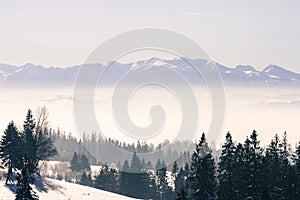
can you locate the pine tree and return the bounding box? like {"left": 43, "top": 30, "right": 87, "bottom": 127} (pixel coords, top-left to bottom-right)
{"left": 156, "top": 161, "right": 170, "bottom": 199}
{"left": 0, "top": 121, "right": 22, "bottom": 184}
{"left": 128, "top": 152, "right": 145, "bottom": 198}
{"left": 243, "top": 130, "right": 265, "bottom": 199}
{"left": 22, "top": 109, "right": 38, "bottom": 181}
{"left": 145, "top": 170, "right": 157, "bottom": 199}
{"left": 80, "top": 172, "right": 88, "bottom": 186}
{"left": 172, "top": 161, "right": 179, "bottom": 176}
{"left": 131, "top": 152, "right": 142, "bottom": 173}
{"left": 278, "top": 131, "right": 295, "bottom": 199}
{"left": 80, "top": 154, "right": 90, "bottom": 171}
{"left": 264, "top": 134, "right": 281, "bottom": 199}
{"left": 70, "top": 152, "right": 79, "bottom": 171}
{"left": 217, "top": 132, "right": 238, "bottom": 200}
{"left": 21, "top": 109, "right": 57, "bottom": 179}
{"left": 94, "top": 164, "right": 118, "bottom": 193}
{"left": 175, "top": 168, "right": 185, "bottom": 194}
{"left": 188, "top": 133, "right": 217, "bottom": 200}
{"left": 119, "top": 160, "right": 131, "bottom": 196}
{"left": 294, "top": 141, "right": 300, "bottom": 197}
{"left": 233, "top": 143, "right": 246, "bottom": 199}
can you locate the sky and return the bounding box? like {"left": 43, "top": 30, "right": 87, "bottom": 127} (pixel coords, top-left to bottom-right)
{"left": 0, "top": 0, "right": 300, "bottom": 72}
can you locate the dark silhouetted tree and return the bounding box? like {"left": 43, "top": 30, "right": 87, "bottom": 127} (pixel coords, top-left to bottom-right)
{"left": 188, "top": 133, "right": 217, "bottom": 200}
{"left": 0, "top": 121, "right": 22, "bottom": 184}
{"left": 70, "top": 152, "right": 80, "bottom": 171}
{"left": 217, "top": 132, "right": 237, "bottom": 200}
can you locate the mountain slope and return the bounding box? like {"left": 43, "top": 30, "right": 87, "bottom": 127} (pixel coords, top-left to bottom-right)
{"left": 0, "top": 58, "right": 299, "bottom": 87}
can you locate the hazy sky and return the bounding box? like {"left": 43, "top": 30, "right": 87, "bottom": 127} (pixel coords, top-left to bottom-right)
{"left": 1, "top": 0, "right": 300, "bottom": 72}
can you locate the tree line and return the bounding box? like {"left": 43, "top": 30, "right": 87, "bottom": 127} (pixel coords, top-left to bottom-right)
{"left": 59, "top": 130, "right": 300, "bottom": 200}
{"left": 2, "top": 108, "right": 300, "bottom": 199}
{"left": 49, "top": 130, "right": 194, "bottom": 168}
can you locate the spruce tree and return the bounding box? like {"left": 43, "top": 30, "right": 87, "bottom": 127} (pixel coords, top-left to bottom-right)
{"left": 175, "top": 168, "right": 186, "bottom": 194}
{"left": 21, "top": 109, "right": 56, "bottom": 178}
{"left": 156, "top": 161, "right": 171, "bottom": 199}
{"left": 188, "top": 133, "right": 217, "bottom": 200}
{"left": 80, "top": 154, "right": 90, "bottom": 171}
{"left": 128, "top": 152, "right": 145, "bottom": 198}
{"left": 80, "top": 172, "right": 90, "bottom": 186}
{"left": 243, "top": 130, "right": 265, "bottom": 199}
{"left": 94, "top": 164, "right": 118, "bottom": 193}
{"left": 0, "top": 121, "right": 22, "bottom": 184}
{"left": 278, "top": 132, "right": 295, "bottom": 199}
{"left": 119, "top": 160, "right": 131, "bottom": 196}
{"left": 264, "top": 134, "right": 281, "bottom": 199}
{"left": 172, "top": 161, "right": 179, "bottom": 176}
{"left": 70, "top": 152, "right": 79, "bottom": 171}
{"left": 22, "top": 109, "right": 38, "bottom": 181}
{"left": 233, "top": 143, "right": 246, "bottom": 199}
{"left": 217, "top": 132, "right": 238, "bottom": 200}
{"left": 145, "top": 170, "right": 157, "bottom": 199}
{"left": 294, "top": 141, "right": 300, "bottom": 197}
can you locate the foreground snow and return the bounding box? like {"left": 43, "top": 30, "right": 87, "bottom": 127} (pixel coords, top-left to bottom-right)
{"left": 0, "top": 177, "right": 138, "bottom": 200}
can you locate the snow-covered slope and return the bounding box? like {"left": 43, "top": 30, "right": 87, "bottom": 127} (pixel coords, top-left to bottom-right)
{"left": 0, "top": 177, "right": 138, "bottom": 200}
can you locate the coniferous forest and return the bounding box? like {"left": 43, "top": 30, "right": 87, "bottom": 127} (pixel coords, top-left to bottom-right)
{"left": 1, "top": 109, "right": 300, "bottom": 199}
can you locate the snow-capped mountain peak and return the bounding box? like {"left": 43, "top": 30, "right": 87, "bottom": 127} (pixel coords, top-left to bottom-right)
{"left": 235, "top": 65, "right": 257, "bottom": 72}
{"left": 0, "top": 58, "right": 299, "bottom": 87}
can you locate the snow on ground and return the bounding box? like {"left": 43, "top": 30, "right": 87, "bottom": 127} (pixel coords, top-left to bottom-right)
{"left": 0, "top": 177, "right": 139, "bottom": 200}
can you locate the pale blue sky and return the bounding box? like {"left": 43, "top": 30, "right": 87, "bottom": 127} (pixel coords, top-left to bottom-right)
{"left": 0, "top": 0, "right": 299, "bottom": 72}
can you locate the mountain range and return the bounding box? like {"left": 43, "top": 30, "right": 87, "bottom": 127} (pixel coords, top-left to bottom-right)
{"left": 0, "top": 57, "right": 299, "bottom": 88}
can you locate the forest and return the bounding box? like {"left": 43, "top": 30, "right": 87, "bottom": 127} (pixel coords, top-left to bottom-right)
{"left": 1, "top": 109, "right": 300, "bottom": 199}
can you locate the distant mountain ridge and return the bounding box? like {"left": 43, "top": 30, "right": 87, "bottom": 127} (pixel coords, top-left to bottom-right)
{"left": 0, "top": 58, "right": 300, "bottom": 87}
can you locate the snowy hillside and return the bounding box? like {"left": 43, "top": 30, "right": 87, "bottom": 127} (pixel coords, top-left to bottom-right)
{"left": 0, "top": 177, "right": 138, "bottom": 200}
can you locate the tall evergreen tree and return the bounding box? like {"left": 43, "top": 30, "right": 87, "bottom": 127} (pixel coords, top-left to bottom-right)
{"left": 243, "top": 130, "right": 265, "bottom": 199}
{"left": 233, "top": 143, "right": 247, "bottom": 199}
{"left": 80, "top": 154, "right": 91, "bottom": 171}
{"left": 188, "top": 133, "right": 217, "bottom": 200}
{"left": 0, "top": 121, "right": 22, "bottom": 184}
{"left": 128, "top": 152, "right": 145, "bottom": 198}
{"left": 175, "top": 167, "right": 186, "bottom": 194}
{"left": 217, "top": 132, "right": 238, "bottom": 200}
{"left": 119, "top": 160, "right": 131, "bottom": 196}
{"left": 22, "top": 109, "right": 38, "bottom": 181}
{"left": 94, "top": 164, "right": 118, "bottom": 193}
{"left": 156, "top": 161, "right": 172, "bottom": 199}
{"left": 80, "top": 171, "right": 92, "bottom": 186}
{"left": 172, "top": 161, "right": 179, "bottom": 176}
{"left": 264, "top": 134, "right": 281, "bottom": 199}
{"left": 294, "top": 141, "right": 300, "bottom": 197}
{"left": 278, "top": 131, "right": 295, "bottom": 199}
{"left": 70, "top": 152, "right": 80, "bottom": 171}
{"left": 22, "top": 109, "right": 56, "bottom": 177}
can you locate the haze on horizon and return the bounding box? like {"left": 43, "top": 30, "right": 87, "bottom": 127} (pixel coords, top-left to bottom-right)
{"left": 0, "top": 0, "right": 300, "bottom": 73}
